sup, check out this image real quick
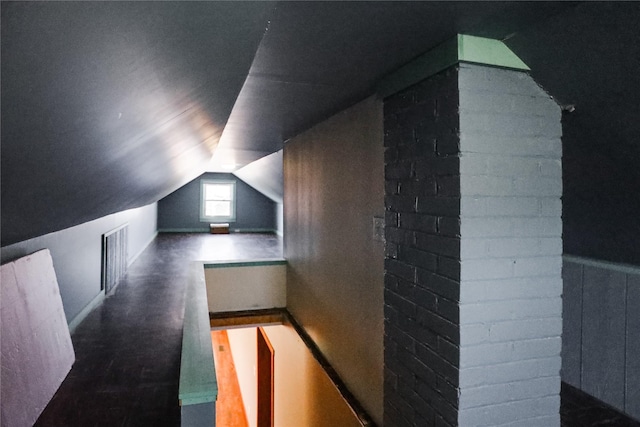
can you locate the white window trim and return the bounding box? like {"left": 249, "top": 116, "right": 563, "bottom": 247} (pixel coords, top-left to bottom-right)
{"left": 199, "top": 179, "right": 237, "bottom": 223}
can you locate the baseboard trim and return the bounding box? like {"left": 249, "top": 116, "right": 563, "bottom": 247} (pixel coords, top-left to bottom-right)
{"left": 128, "top": 231, "right": 158, "bottom": 267}
{"left": 158, "top": 228, "right": 209, "bottom": 233}
{"left": 159, "top": 228, "right": 277, "bottom": 234}
{"left": 68, "top": 291, "right": 105, "bottom": 334}
{"left": 231, "top": 228, "right": 276, "bottom": 234}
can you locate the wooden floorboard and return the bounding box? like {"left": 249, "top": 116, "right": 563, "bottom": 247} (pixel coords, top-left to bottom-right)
{"left": 211, "top": 330, "right": 249, "bottom": 427}
{"left": 34, "top": 233, "right": 282, "bottom": 427}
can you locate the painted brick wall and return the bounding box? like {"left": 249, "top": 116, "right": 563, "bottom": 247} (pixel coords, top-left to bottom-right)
{"left": 383, "top": 66, "right": 461, "bottom": 427}
{"left": 384, "top": 63, "right": 562, "bottom": 426}
{"left": 457, "top": 64, "right": 563, "bottom": 426}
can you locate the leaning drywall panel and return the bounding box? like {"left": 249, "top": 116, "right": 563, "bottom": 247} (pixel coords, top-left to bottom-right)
{"left": 1, "top": 249, "right": 75, "bottom": 427}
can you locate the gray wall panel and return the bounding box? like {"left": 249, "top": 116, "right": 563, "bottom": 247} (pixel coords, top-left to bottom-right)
{"left": 581, "top": 265, "right": 626, "bottom": 411}
{"left": 0, "top": 203, "right": 158, "bottom": 325}
{"left": 181, "top": 402, "right": 215, "bottom": 427}
{"left": 626, "top": 275, "right": 640, "bottom": 418}
{"left": 561, "top": 261, "right": 583, "bottom": 388}
{"left": 285, "top": 96, "right": 384, "bottom": 424}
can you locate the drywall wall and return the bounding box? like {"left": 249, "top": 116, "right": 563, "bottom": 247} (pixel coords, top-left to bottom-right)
{"left": 263, "top": 324, "right": 362, "bottom": 427}
{"left": 1, "top": 249, "right": 75, "bottom": 427}
{"left": 0, "top": 203, "right": 158, "bottom": 326}
{"left": 157, "top": 172, "right": 277, "bottom": 233}
{"left": 227, "top": 327, "right": 258, "bottom": 427}
{"left": 204, "top": 261, "right": 286, "bottom": 313}
{"left": 283, "top": 96, "right": 384, "bottom": 424}
{"left": 276, "top": 203, "right": 284, "bottom": 237}
{"left": 228, "top": 325, "right": 362, "bottom": 427}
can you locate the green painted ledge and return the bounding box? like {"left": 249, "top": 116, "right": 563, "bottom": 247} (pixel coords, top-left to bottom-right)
{"left": 564, "top": 255, "right": 640, "bottom": 276}
{"left": 204, "top": 258, "right": 287, "bottom": 269}
{"left": 158, "top": 228, "right": 278, "bottom": 234}
{"left": 178, "top": 262, "right": 218, "bottom": 406}
{"left": 378, "top": 34, "right": 530, "bottom": 98}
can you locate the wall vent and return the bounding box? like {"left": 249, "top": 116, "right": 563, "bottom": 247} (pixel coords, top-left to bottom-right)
{"left": 101, "top": 224, "right": 128, "bottom": 294}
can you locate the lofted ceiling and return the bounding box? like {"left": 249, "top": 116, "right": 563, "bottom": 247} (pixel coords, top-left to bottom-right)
{"left": 3, "top": 1, "right": 640, "bottom": 247}
{"left": 211, "top": 1, "right": 577, "bottom": 169}
{"left": 1, "top": 1, "right": 275, "bottom": 245}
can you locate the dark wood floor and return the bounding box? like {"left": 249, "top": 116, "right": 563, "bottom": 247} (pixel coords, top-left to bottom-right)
{"left": 561, "top": 383, "right": 640, "bottom": 427}
{"left": 35, "top": 233, "right": 282, "bottom": 427}
{"left": 34, "top": 233, "right": 639, "bottom": 426}
{"left": 211, "top": 330, "right": 249, "bottom": 427}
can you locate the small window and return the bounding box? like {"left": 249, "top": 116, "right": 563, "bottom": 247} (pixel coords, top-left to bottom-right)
{"left": 200, "top": 180, "right": 236, "bottom": 222}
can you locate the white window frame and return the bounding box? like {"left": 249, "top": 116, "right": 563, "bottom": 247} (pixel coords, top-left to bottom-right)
{"left": 200, "top": 180, "right": 236, "bottom": 222}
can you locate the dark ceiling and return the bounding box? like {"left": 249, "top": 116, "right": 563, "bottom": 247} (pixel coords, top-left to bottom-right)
{"left": 3, "top": 1, "right": 639, "bottom": 248}
{"left": 221, "top": 1, "right": 576, "bottom": 155}
{"left": 1, "top": 1, "right": 274, "bottom": 245}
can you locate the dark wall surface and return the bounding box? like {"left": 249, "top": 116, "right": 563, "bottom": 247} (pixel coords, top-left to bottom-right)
{"left": 505, "top": 2, "right": 640, "bottom": 265}
{"left": 157, "top": 173, "right": 276, "bottom": 232}
{"left": 561, "top": 110, "right": 640, "bottom": 265}
{"left": 562, "top": 257, "right": 640, "bottom": 420}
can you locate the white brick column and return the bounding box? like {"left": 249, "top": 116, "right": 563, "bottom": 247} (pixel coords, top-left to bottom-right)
{"left": 456, "top": 64, "right": 562, "bottom": 426}
{"left": 382, "top": 36, "right": 562, "bottom": 427}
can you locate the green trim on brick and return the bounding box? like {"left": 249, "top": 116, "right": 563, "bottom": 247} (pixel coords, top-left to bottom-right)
{"left": 378, "top": 34, "right": 529, "bottom": 98}
{"left": 204, "top": 259, "right": 287, "bottom": 269}
{"left": 457, "top": 34, "right": 529, "bottom": 71}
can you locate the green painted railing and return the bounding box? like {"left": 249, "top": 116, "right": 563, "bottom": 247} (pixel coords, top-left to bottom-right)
{"left": 203, "top": 259, "right": 287, "bottom": 269}
{"left": 179, "top": 262, "right": 218, "bottom": 406}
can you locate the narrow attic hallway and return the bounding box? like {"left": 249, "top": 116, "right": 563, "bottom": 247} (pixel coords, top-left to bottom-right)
{"left": 33, "top": 233, "right": 282, "bottom": 427}
{"left": 4, "top": 3, "right": 640, "bottom": 426}
{"left": 27, "top": 231, "right": 640, "bottom": 427}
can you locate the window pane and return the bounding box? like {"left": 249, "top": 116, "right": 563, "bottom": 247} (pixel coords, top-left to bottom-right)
{"left": 205, "top": 184, "right": 231, "bottom": 201}
{"left": 205, "top": 201, "right": 231, "bottom": 217}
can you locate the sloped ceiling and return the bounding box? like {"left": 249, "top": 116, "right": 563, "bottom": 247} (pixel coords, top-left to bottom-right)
{"left": 233, "top": 150, "right": 284, "bottom": 204}
{"left": 7, "top": 1, "right": 639, "bottom": 248}
{"left": 1, "top": 1, "right": 274, "bottom": 245}
{"left": 211, "top": 1, "right": 576, "bottom": 169}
